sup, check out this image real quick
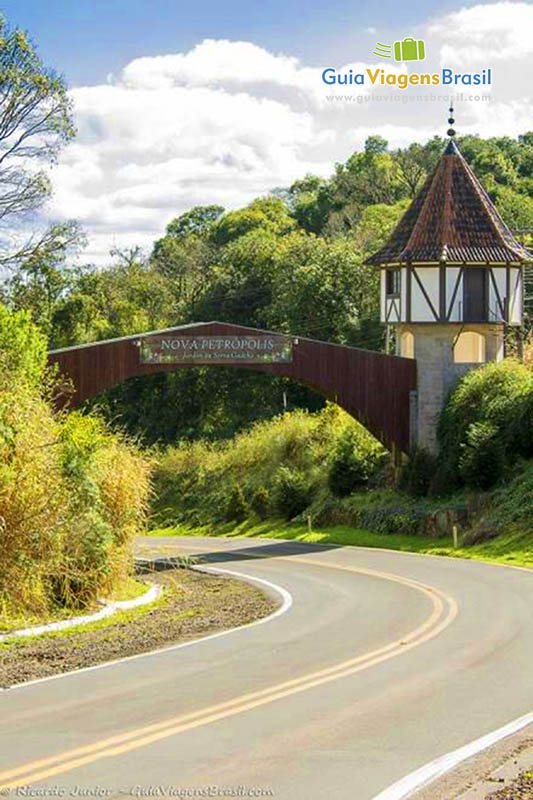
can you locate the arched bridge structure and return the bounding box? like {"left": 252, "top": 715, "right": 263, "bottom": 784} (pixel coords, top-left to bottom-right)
{"left": 48, "top": 321, "right": 417, "bottom": 454}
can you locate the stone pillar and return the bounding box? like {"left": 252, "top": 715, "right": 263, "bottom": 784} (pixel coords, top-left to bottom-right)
{"left": 399, "top": 324, "right": 505, "bottom": 453}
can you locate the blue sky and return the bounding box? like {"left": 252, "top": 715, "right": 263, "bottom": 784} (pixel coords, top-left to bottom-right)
{"left": 3, "top": 0, "right": 472, "bottom": 85}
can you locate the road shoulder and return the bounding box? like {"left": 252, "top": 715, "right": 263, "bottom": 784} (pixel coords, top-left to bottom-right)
{"left": 413, "top": 723, "right": 533, "bottom": 800}
{"left": 0, "top": 566, "right": 277, "bottom": 688}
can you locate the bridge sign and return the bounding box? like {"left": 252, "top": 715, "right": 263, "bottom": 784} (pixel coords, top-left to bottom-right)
{"left": 139, "top": 333, "right": 293, "bottom": 364}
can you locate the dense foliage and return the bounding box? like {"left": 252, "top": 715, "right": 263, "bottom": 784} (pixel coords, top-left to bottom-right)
{"left": 3, "top": 125, "right": 533, "bottom": 444}
{"left": 474, "top": 460, "right": 533, "bottom": 533}
{"left": 0, "top": 306, "right": 151, "bottom": 620}
{"left": 429, "top": 360, "right": 533, "bottom": 493}
{"left": 151, "top": 405, "right": 386, "bottom": 527}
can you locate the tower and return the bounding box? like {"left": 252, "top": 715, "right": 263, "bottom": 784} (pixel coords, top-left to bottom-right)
{"left": 365, "top": 109, "right": 532, "bottom": 453}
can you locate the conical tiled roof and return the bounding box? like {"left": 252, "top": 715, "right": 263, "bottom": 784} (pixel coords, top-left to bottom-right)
{"left": 365, "top": 139, "right": 532, "bottom": 266}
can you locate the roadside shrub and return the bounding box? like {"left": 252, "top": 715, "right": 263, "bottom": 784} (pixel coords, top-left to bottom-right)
{"left": 311, "top": 487, "right": 429, "bottom": 534}
{"left": 224, "top": 484, "right": 249, "bottom": 522}
{"left": 327, "top": 428, "right": 385, "bottom": 497}
{"left": 0, "top": 306, "right": 47, "bottom": 389}
{"left": 398, "top": 448, "right": 437, "bottom": 497}
{"left": 481, "top": 459, "right": 533, "bottom": 529}
{"left": 0, "top": 305, "right": 151, "bottom": 619}
{"left": 428, "top": 461, "right": 460, "bottom": 497}
{"left": 272, "top": 466, "right": 311, "bottom": 519}
{"left": 0, "top": 385, "right": 66, "bottom": 615}
{"left": 507, "top": 390, "right": 533, "bottom": 458}
{"left": 250, "top": 486, "right": 271, "bottom": 520}
{"left": 357, "top": 506, "right": 425, "bottom": 534}
{"left": 438, "top": 360, "right": 533, "bottom": 484}
{"left": 458, "top": 459, "right": 533, "bottom": 543}
{"left": 458, "top": 421, "right": 506, "bottom": 490}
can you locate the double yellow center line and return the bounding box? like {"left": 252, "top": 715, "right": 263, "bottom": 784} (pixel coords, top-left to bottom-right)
{"left": 0, "top": 552, "right": 458, "bottom": 788}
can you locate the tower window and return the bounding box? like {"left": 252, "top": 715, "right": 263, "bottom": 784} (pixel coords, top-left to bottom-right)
{"left": 454, "top": 331, "right": 486, "bottom": 363}
{"left": 386, "top": 269, "right": 401, "bottom": 296}
{"left": 400, "top": 331, "right": 414, "bottom": 359}
{"left": 463, "top": 268, "right": 488, "bottom": 322}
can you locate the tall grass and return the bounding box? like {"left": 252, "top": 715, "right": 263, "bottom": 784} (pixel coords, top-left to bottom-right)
{"left": 151, "top": 404, "right": 386, "bottom": 527}
{"left": 0, "top": 307, "right": 151, "bottom": 620}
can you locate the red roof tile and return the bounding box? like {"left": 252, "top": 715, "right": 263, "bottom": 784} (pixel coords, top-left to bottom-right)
{"left": 365, "top": 139, "right": 532, "bottom": 266}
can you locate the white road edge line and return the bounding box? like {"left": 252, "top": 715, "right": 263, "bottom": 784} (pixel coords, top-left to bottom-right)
{"left": 372, "top": 711, "right": 533, "bottom": 800}
{"left": 0, "top": 567, "right": 292, "bottom": 692}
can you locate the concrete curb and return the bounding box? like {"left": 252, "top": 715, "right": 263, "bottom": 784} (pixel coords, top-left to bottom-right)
{"left": 2, "top": 565, "right": 292, "bottom": 690}
{"left": 0, "top": 583, "right": 162, "bottom": 642}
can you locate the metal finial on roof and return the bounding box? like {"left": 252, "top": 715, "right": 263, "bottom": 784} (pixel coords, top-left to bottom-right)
{"left": 447, "top": 105, "right": 456, "bottom": 137}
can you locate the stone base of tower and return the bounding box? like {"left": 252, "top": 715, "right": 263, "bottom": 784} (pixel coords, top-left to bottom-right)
{"left": 397, "top": 324, "right": 505, "bottom": 454}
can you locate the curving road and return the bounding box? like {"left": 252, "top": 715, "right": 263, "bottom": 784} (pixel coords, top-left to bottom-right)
{"left": 1, "top": 536, "right": 532, "bottom": 799}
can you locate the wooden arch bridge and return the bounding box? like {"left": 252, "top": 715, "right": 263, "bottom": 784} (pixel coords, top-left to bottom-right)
{"left": 48, "top": 321, "right": 417, "bottom": 454}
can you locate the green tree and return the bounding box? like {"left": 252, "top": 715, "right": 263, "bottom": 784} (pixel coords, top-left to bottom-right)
{"left": 165, "top": 205, "right": 224, "bottom": 238}
{"left": 364, "top": 135, "right": 388, "bottom": 156}
{"left": 211, "top": 197, "right": 296, "bottom": 246}
{"left": 287, "top": 175, "right": 331, "bottom": 234}
{"left": 325, "top": 139, "right": 405, "bottom": 234}
{"left": 265, "top": 233, "right": 381, "bottom": 348}
{"left": 393, "top": 140, "right": 442, "bottom": 198}
{"left": 494, "top": 186, "right": 533, "bottom": 231}
{"left": 353, "top": 200, "right": 409, "bottom": 257}
{"left": 52, "top": 251, "right": 177, "bottom": 347}
{"left": 4, "top": 221, "right": 84, "bottom": 336}
{"left": 151, "top": 208, "right": 220, "bottom": 307}
{"left": 458, "top": 136, "right": 518, "bottom": 192}
{"left": 0, "top": 303, "right": 47, "bottom": 388}
{"left": 0, "top": 16, "right": 76, "bottom": 267}
{"left": 517, "top": 132, "right": 533, "bottom": 188}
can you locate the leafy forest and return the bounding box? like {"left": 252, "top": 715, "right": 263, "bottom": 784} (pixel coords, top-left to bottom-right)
{"left": 6, "top": 120, "right": 533, "bottom": 442}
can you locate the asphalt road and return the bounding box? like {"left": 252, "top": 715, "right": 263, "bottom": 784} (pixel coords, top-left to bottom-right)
{"left": 1, "top": 536, "right": 532, "bottom": 800}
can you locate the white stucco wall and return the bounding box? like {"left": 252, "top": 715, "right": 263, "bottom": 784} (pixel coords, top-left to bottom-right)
{"left": 411, "top": 268, "right": 439, "bottom": 321}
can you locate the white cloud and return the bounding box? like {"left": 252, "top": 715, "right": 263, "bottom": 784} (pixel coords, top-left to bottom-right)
{"left": 428, "top": 2, "right": 533, "bottom": 64}
{"left": 121, "top": 39, "right": 318, "bottom": 93}
{"left": 42, "top": 5, "right": 533, "bottom": 264}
